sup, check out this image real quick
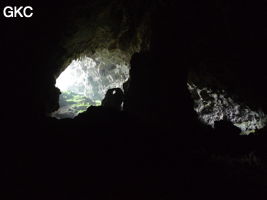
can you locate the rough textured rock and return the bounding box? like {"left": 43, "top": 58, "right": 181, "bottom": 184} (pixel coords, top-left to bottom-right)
{"left": 52, "top": 56, "right": 129, "bottom": 118}
{"left": 55, "top": 0, "right": 154, "bottom": 76}
{"left": 2, "top": 1, "right": 267, "bottom": 199}
{"left": 188, "top": 82, "right": 267, "bottom": 134}
{"left": 33, "top": 0, "right": 156, "bottom": 116}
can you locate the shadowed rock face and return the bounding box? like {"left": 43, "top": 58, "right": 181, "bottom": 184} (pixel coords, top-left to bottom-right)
{"left": 30, "top": 0, "right": 156, "bottom": 116}
{"left": 24, "top": 0, "right": 267, "bottom": 120}
{"left": 54, "top": 0, "right": 156, "bottom": 73}
{"left": 3, "top": 1, "right": 267, "bottom": 199}
{"left": 47, "top": 0, "right": 156, "bottom": 118}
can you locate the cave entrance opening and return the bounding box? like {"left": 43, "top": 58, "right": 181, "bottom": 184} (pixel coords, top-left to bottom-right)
{"left": 187, "top": 82, "right": 267, "bottom": 135}
{"left": 51, "top": 56, "right": 129, "bottom": 119}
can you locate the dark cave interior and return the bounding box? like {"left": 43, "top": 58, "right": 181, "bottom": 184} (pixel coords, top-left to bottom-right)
{"left": 2, "top": 0, "right": 267, "bottom": 199}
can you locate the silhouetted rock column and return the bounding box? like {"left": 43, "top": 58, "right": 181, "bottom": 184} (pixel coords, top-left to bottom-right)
{"left": 102, "top": 88, "right": 124, "bottom": 110}
{"left": 124, "top": 2, "right": 197, "bottom": 131}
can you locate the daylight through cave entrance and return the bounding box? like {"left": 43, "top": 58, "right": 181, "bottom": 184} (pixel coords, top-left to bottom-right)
{"left": 187, "top": 82, "right": 267, "bottom": 135}
{"left": 51, "top": 56, "right": 129, "bottom": 119}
